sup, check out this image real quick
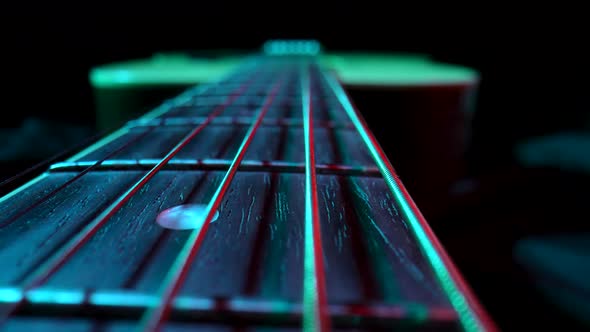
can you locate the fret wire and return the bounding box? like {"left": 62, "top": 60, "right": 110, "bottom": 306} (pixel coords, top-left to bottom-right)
{"left": 0, "top": 287, "right": 458, "bottom": 327}
{"left": 0, "top": 71, "right": 261, "bottom": 325}
{"left": 136, "top": 77, "right": 286, "bottom": 332}
{"left": 122, "top": 114, "right": 253, "bottom": 289}
{"left": 320, "top": 70, "right": 498, "bottom": 332}
{"left": 138, "top": 87, "right": 212, "bottom": 123}
{"left": 67, "top": 71, "right": 255, "bottom": 163}
{"left": 48, "top": 159, "right": 382, "bottom": 177}
{"left": 0, "top": 127, "right": 156, "bottom": 230}
{"left": 139, "top": 82, "right": 221, "bottom": 122}
{"left": 301, "top": 65, "right": 331, "bottom": 332}
{"left": 126, "top": 117, "right": 355, "bottom": 130}
{"left": 140, "top": 60, "right": 267, "bottom": 123}
{"left": 163, "top": 69, "right": 277, "bottom": 116}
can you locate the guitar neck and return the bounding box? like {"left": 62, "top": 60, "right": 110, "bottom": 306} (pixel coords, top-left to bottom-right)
{"left": 0, "top": 42, "right": 495, "bottom": 331}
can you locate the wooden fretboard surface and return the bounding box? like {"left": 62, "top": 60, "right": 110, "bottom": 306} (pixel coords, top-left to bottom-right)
{"left": 0, "top": 54, "right": 493, "bottom": 331}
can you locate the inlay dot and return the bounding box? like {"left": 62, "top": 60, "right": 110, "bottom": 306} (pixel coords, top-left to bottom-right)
{"left": 156, "top": 204, "right": 219, "bottom": 230}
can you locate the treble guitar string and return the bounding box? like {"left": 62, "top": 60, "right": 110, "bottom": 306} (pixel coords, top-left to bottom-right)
{"left": 0, "top": 127, "right": 157, "bottom": 230}
{"left": 0, "top": 67, "right": 266, "bottom": 230}
{"left": 123, "top": 69, "right": 297, "bottom": 290}
{"left": 311, "top": 65, "right": 385, "bottom": 306}
{"left": 0, "top": 63, "right": 272, "bottom": 325}
{"left": 301, "top": 64, "right": 331, "bottom": 332}
{"left": 319, "top": 69, "right": 497, "bottom": 332}
{"left": 136, "top": 74, "right": 287, "bottom": 332}
{"left": 6, "top": 58, "right": 259, "bottom": 186}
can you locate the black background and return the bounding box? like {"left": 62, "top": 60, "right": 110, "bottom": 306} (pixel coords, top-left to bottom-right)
{"left": 1, "top": 7, "right": 589, "bottom": 331}
{"left": 1, "top": 9, "right": 588, "bottom": 170}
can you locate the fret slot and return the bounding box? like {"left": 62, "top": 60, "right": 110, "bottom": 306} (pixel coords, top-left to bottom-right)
{"left": 71, "top": 125, "right": 377, "bottom": 170}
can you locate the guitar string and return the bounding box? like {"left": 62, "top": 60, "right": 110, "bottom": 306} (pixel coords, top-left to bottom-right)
{"left": 61, "top": 62, "right": 260, "bottom": 164}
{"left": 0, "top": 68, "right": 239, "bottom": 193}
{"left": 0, "top": 54, "right": 490, "bottom": 330}
{"left": 0, "top": 62, "right": 268, "bottom": 325}
{"left": 319, "top": 69, "right": 498, "bottom": 332}
{"left": 241, "top": 69, "right": 297, "bottom": 296}
{"left": 123, "top": 68, "right": 296, "bottom": 290}
{"left": 0, "top": 57, "right": 480, "bottom": 330}
{"left": 314, "top": 65, "right": 382, "bottom": 304}
{"left": 0, "top": 67, "right": 272, "bottom": 230}
{"left": 120, "top": 109, "right": 262, "bottom": 289}
{"left": 135, "top": 73, "right": 287, "bottom": 332}
{"left": 0, "top": 67, "right": 262, "bottom": 228}
{"left": 0, "top": 127, "right": 157, "bottom": 230}
{"left": 301, "top": 63, "right": 331, "bottom": 332}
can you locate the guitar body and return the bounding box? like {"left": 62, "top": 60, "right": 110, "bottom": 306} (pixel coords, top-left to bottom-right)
{"left": 0, "top": 41, "right": 494, "bottom": 331}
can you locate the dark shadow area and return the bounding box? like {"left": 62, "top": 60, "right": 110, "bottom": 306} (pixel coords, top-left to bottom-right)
{"left": 1, "top": 8, "right": 588, "bottom": 331}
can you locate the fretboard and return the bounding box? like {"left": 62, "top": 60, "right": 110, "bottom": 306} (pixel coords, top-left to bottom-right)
{"left": 0, "top": 50, "right": 494, "bottom": 331}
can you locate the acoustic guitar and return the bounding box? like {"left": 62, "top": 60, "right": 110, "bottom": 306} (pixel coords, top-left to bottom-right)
{"left": 0, "top": 40, "right": 496, "bottom": 331}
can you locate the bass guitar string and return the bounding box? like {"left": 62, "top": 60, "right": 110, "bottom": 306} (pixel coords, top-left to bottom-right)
{"left": 0, "top": 60, "right": 269, "bottom": 326}
{"left": 0, "top": 66, "right": 270, "bottom": 228}
{"left": 320, "top": 69, "right": 497, "bottom": 332}
{"left": 0, "top": 126, "right": 156, "bottom": 230}
{"left": 136, "top": 74, "right": 286, "bottom": 332}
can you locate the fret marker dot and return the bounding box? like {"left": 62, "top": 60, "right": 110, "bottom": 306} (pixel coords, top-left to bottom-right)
{"left": 156, "top": 204, "right": 219, "bottom": 230}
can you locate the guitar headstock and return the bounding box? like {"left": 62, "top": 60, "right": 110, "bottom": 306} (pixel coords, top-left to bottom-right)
{"left": 263, "top": 40, "right": 322, "bottom": 56}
